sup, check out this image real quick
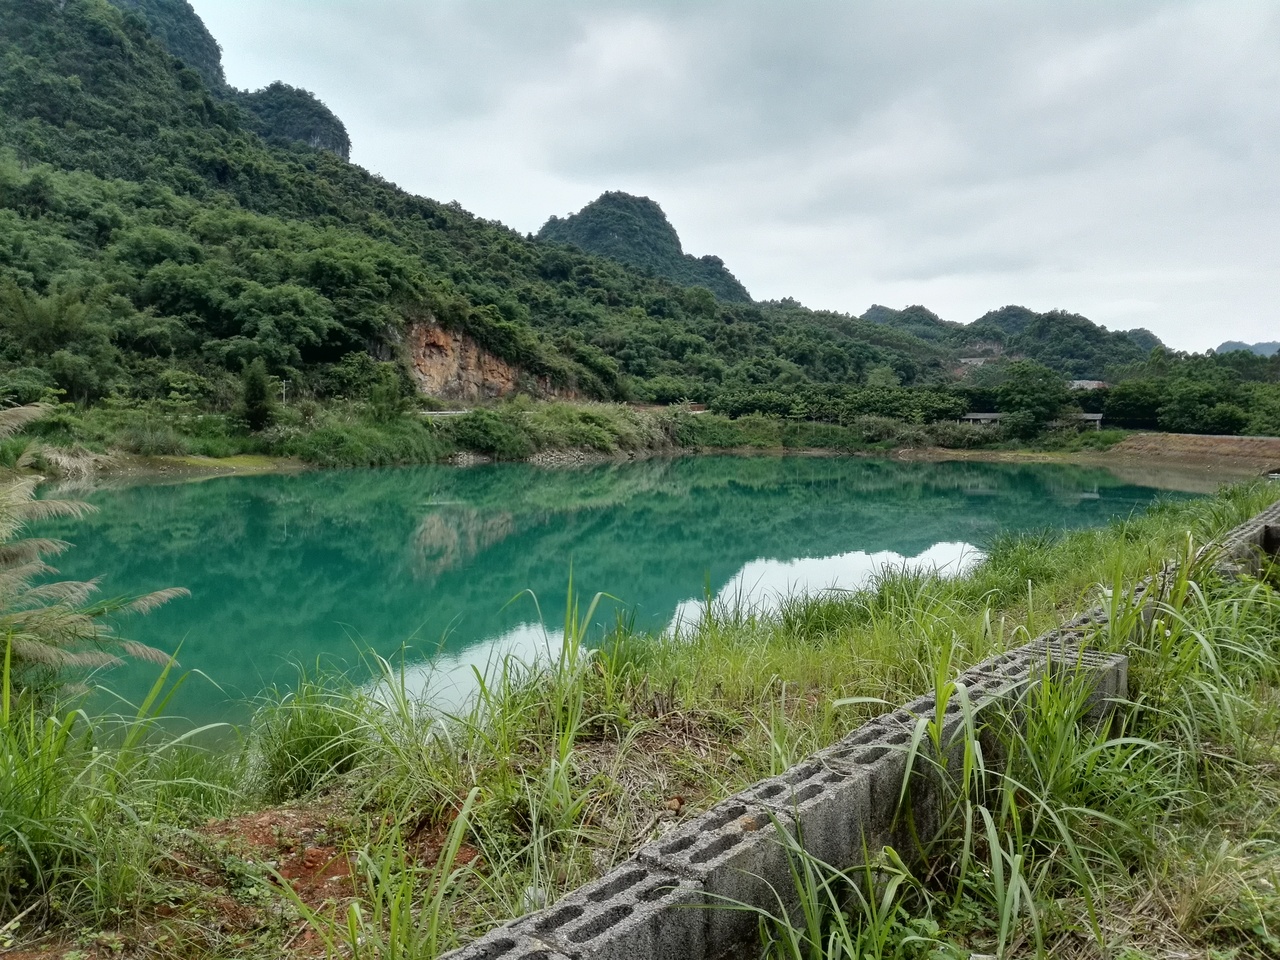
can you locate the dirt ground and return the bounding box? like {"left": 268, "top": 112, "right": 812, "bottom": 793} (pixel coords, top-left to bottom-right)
{"left": 903, "top": 432, "right": 1280, "bottom": 494}
{"left": 1106, "top": 432, "right": 1280, "bottom": 472}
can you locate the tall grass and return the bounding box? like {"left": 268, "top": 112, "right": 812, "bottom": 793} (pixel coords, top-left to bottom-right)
{"left": 748, "top": 512, "right": 1280, "bottom": 959}
{"left": 0, "top": 646, "right": 235, "bottom": 929}
{"left": 4, "top": 480, "right": 1277, "bottom": 957}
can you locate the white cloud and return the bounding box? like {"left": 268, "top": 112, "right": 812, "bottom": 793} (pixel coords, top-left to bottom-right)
{"left": 191, "top": 0, "right": 1280, "bottom": 349}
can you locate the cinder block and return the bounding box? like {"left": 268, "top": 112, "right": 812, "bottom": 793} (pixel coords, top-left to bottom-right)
{"left": 813, "top": 722, "right": 958, "bottom": 861}
{"left": 437, "top": 927, "right": 570, "bottom": 960}
{"left": 637, "top": 799, "right": 795, "bottom": 953}
{"left": 1045, "top": 649, "right": 1129, "bottom": 723}
{"left": 734, "top": 756, "right": 873, "bottom": 875}
{"left": 518, "top": 863, "right": 707, "bottom": 960}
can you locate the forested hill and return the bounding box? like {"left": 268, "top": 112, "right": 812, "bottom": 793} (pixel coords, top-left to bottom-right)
{"left": 538, "top": 192, "right": 753, "bottom": 304}
{"left": 105, "top": 0, "right": 351, "bottom": 159}
{"left": 0, "top": 0, "right": 1187, "bottom": 417}
{"left": 857, "top": 303, "right": 1163, "bottom": 379}
{"left": 538, "top": 194, "right": 1163, "bottom": 378}
{"left": 1, "top": 0, "right": 985, "bottom": 407}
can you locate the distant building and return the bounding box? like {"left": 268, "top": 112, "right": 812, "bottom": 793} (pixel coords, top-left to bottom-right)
{"left": 1068, "top": 380, "right": 1108, "bottom": 390}
{"left": 959, "top": 412, "right": 1104, "bottom": 430}
{"left": 958, "top": 357, "right": 988, "bottom": 367}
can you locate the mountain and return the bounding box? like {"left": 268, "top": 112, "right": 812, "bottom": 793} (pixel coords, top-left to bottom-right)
{"left": 105, "top": 0, "right": 351, "bottom": 160}
{"left": 0, "top": 0, "right": 957, "bottom": 409}
{"left": 537, "top": 192, "right": 752, "bottom": 303}
{"left": 861, "top": 304, "right": 959, "bottom": 343}
{"left": 860, "top": 303, "right": 1162, "bottom": 379}
{"left": 108, "top": 0, "right": 223, "bottom": 87}
{"left": 0, "top": 0, "right": 1219, "bottom": 420}
{"left": 966, "top": 306, "right": 1161, "bottom": 379}
{"left": 1217, "top": 340, "right": 1280, "bottom": 357}
{"left": 233, "top": 82, "right": 351, "bottom": 160}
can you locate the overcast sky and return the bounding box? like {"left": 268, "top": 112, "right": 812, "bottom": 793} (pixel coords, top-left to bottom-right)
{"left": 191, "top": 0, "right": 1280, "bottom": 351}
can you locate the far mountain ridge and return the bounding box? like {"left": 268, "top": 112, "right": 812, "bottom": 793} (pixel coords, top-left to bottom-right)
{"left": 1217, "top": 340, "right": 1280, "bottom": 357}
{"left": 539, "top": 191, "right": 1164, "bottom": 378}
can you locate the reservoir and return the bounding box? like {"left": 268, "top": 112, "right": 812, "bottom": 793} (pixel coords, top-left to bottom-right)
{"left": 38, "top": 455, "right": 1198, "bottom": 722}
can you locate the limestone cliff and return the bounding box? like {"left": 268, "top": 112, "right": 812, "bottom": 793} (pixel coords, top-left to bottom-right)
{"left": 406, "top": 322, "right": 518, "bottom": 400}
{"left": 406, "top": 320, "right": 574, "bottom": 401}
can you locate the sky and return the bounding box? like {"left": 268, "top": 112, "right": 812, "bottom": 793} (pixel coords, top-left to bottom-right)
{"left": 191, "top": 0, "right": 1280, "bottom": 352}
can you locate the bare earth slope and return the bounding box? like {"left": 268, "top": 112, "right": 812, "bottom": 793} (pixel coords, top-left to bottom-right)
{"left": 1110, "top": 433, "right": 1280, "bottom": 473}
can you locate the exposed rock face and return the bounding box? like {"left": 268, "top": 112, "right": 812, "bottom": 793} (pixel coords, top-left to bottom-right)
{"left": 407, "top": 321, "right": 520, "bottom": 400}
{"left": 406, "top": 319, "right": 579, "bottom": 401}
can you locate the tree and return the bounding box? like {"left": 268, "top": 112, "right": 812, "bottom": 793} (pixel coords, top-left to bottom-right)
{"left": 368, "top": 363, "right": 408, "bottom": 423}
{"left": 238, "top": 357, "right": 275, "bottom": 431}
{"left": 997, "top": 360, "right": 1068, "bottom": 436}
{"left": 865, "top": 364, "right": 901, "bottom": 388}
{"left": 1104, "top": 379, "right": 1165, "bottom": 429}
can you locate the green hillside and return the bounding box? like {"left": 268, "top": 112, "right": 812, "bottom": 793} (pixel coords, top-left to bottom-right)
{"left": 108, "top": 0, "right": 223, "bottom": 87}
{"left": 1218, "top": 340, "right": 1280, "bottom": 358}
{"left": 531, "top": 185, "right": 1165, "bottom": 381}
{"left": 2, "top": 0, "right": 1270, "bottom": 449}
{"left": 0, "top": 0, "right": 962, "bottom": 411}
{"left": 106, "top": 0, "right": 351, "bottom": 159}
{"left": 967, "top": 305, "right": 1161, "bottom": 378}
{"left": 538, "top": 191, "right": 752, "bottom": 303}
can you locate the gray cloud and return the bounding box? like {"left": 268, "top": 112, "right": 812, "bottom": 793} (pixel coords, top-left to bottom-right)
{"left": 193, "top": 0, "right": 1280, "bottom": 350}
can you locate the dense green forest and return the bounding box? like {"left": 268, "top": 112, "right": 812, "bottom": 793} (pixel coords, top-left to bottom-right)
{"left": 0, "top": 0, "right": 957, "bottom": 406}
{"left": 0, "top": 0, "right": 1276, "bottom": 466}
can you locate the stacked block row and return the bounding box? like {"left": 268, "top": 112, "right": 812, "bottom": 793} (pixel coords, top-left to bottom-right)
{"left": 439, "top": 637, "right": 1128, "bottom": 960}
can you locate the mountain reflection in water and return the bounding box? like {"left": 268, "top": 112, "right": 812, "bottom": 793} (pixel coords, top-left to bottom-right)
{"left": 34, "top": 455, "right": 1197, "bottom": 722}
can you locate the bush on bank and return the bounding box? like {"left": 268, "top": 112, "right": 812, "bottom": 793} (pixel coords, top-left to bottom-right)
{"left": 11, "top": 394, "right": 1135, "bottom": 471}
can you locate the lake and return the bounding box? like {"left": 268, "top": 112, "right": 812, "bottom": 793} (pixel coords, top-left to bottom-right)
{"left": 37, "top": 455, "right": 1198, "bottom": 722}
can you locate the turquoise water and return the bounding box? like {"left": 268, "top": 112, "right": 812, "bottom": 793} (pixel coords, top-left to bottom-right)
{"left": 36, "top": 456, "right": 1194, "bottom": 722}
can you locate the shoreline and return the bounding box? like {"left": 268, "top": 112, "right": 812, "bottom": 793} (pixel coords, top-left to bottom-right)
{"left": 86, "top": 434, "right": 1278, "bottom": 491}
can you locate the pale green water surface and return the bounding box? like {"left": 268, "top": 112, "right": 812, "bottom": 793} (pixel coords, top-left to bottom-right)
{"left": 37, "top": 455, "right": 1197, "bottom": 722}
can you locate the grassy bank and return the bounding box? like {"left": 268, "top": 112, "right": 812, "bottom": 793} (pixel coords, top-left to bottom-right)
{"left": 3, "top": 481, "right": 1278, "bottom": 958}
{"left": 7, "top": 396, "right": 1132, "bottom": 473}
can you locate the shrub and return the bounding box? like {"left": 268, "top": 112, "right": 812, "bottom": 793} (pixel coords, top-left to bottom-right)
{"left": 923, "top": 421, "right": 993, "bottom": 449}
{"left": 237, "top": 358, "right": 275, "bottom": 432}
{"left": 445, "top": 409, "right": 534, "bottom": 459}
{"left": 116, "top": 422, "right": 191, "bottom": 456}
{"left": 249, "top": 678, "right": 369, "bottom": 803}
{"left": 285, "top": 419, "right": 451, "bottom": 467}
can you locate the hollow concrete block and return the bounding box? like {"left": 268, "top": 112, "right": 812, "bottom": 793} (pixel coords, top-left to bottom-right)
{"left": 517, "top": 863, "right": 707, "bottom": 960}
{"left": 636, "top": 799, "right": 795, "bottom": 954}
{"left": 437, "top": 927, "right": 570, "bottom": 960}
{"left": 734, "top": 755, "right": 874, "bottom": 877}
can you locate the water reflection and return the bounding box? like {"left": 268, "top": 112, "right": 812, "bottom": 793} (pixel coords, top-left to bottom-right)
{"left": 668, "top": 541, "right": 982, "bottom": 631}
{"left": 33, "top": 455, "right": 1197, "bottom": 722}
{"left": 398, "top": 540, "right": 984, "bottom": 712}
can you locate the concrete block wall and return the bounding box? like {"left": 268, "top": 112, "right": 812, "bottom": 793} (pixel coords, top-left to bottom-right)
{"left": 438, "top": 496, "right": 1279, "bottom": 960}
{"left": 1222, "top": 496, "right": 1280, "bottom": 575}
